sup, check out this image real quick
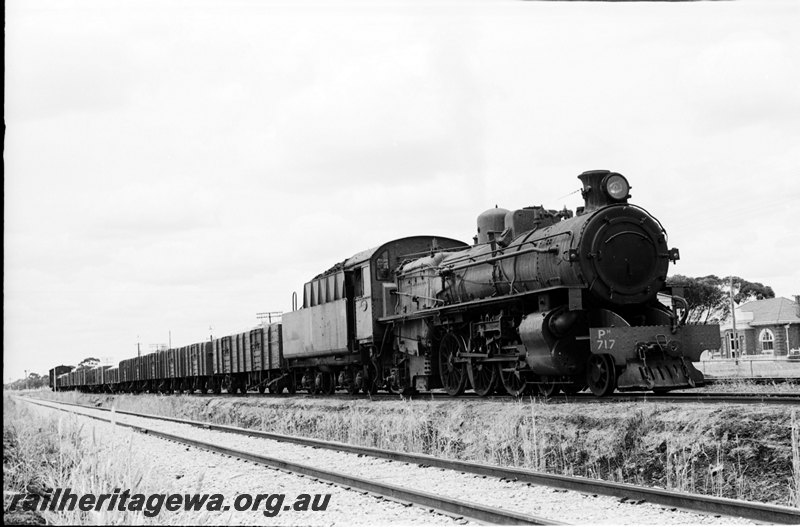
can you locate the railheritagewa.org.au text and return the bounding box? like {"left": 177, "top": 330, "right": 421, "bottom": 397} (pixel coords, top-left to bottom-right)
{"left": 8, "top": 488, "right": 332, "bottom": 517}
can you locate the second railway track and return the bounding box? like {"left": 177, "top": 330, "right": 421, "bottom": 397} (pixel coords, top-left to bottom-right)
{"left": 23, "top": 396, "right": 800, "bottom": 524}
{"left": 54, "top": 389, "right": 800, "bottom": 406}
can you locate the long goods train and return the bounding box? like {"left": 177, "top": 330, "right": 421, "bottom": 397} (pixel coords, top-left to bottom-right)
{"left": 54, "top": 170, "right": 721, "bottom": 397}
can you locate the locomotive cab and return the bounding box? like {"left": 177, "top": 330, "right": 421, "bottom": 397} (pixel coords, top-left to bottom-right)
{"left": 281, "top": 235, "right": 468, "bottom": 394}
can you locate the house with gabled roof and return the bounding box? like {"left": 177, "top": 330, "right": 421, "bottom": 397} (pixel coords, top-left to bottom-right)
{"left": 719, "top": 296, "right": 800, "bottom": 356}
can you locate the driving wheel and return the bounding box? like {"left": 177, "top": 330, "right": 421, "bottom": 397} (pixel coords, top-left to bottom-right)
{"left": 438, "top": 332, "right": 467, "bottom": 396}
{"left": 468, "top": 360, "right": 498, "bottom": 397}
{"left": 499, "top": 362, "right": 528, "bottom": 397}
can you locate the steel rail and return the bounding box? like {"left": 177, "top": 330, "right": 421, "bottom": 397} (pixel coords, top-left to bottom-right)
{"left": 705, "top": 377, "right": 800, "bottom": 385}
{"left": 206, "top": 391, "right": 800, "bottom": 406}
{"left": 20, "top": 397, "right": 560, "bottom": 526}
{"left": 574, "top": 393, "right": 800, "bottom": 406}
{"left": 27, "top": 397, "right": 800, "bottom": 524}
{"left": 62, "top": 389, "right": 800, "bottom": 406}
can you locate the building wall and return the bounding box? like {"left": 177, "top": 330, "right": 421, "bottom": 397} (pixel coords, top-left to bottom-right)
{"left": 721, "top": 329, "right": 755, "bottom": 356}
{"left": 750, "top": 324, "right": 800, "bottom": 356}
{"left": 791, "top": 326, "right": 800, "bottom": 351}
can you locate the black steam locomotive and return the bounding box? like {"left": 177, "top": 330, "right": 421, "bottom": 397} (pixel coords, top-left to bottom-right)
{"left": 55, "top": 170, "right": 720, "bottom": 397}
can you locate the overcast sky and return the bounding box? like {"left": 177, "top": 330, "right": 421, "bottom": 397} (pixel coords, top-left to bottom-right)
{"left": 5, "top": 0, "right": 799, "bottom": 381}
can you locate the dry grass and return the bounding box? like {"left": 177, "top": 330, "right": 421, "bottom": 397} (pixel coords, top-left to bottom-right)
{"left": 698, "top": 378, "right": 800, "bottom": 394}
{"left": 792, "top": 410, "right": 800, "bottom": 508}
{"left": 34, "top": 389, "right": 800, "bottom": 507}
{"left": 3, "top": 395, "right": 217, "bottom": 525}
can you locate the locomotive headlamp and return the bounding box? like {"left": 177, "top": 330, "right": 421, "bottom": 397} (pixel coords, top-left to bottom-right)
{"left": 603, "top": 173, "right": 630, "bottom": 201}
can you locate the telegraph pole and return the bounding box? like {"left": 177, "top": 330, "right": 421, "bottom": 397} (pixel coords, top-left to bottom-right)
{"left": 137, "top": 336, "right": 141, "bottom": 358}
{"left": 257, "top": 311, "right": 282, "bottom": 324}
{"left": 729, "top": 277, "right": 738, "bottom": 360}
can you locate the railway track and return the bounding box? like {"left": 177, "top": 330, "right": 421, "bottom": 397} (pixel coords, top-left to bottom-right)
{"left": 704, "top": 376, "right": 800, "bottom": 385}
{"left": 21, "top": 397, "right": 558, "bottom": 525}
{"left": 565, "top": 391, "right": 800, "bottom": 406}
{"left": 64, "top": 389, "right": 800, "bottom": 406}
{"left": 24, "top": 396, "right": 800, "bottom": 524}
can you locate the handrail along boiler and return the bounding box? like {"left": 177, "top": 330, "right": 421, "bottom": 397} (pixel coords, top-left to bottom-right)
{"left": 53, "top": 170, "right": 720, "bottom": 397}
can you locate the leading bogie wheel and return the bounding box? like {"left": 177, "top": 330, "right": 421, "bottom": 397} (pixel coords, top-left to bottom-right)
{"left": 438, "top": 332, "right": 467, "bottom": 396}
{"left": 586, "top": 354, "right": 617, "bottom": 397}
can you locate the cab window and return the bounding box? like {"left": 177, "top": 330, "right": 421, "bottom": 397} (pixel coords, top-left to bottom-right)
{"left": 375, "top": 250, "right": 390, "bottom": 280}
{"left": 362, "top": 265, "right": 371, "bottom": 297}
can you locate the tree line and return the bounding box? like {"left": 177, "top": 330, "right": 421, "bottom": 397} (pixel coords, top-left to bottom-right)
{"left": 4, "top": 357, "right": 101, "bottom": 390}
{"left": 667, "top": 275, "right": 775, "bottom": 325}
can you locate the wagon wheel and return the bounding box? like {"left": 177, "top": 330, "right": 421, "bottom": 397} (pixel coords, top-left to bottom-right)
{"left": 346, "top": 369, "right": 361, "bottom": 395}
{"left": 363, "top": 361, "right": 380, "bottom": 395}
{"left": 438, "top": 332, "right": 467, "bottom": 396}
{"left": 315, "top": 372, "right": 335, "bottom": 395}
{"left": 323, "top": 372, "right": 336, "bottom": 395}
{"left": 387, "top": 372, "right": 403, "bottom": 395}
{"left": 537, "top": 377, "right": 560, "bottom": 398}
{"left": 467, "top": 360, "right": 498, "bottom": 397}
{"left": 312, "top": 372, "right": 323, "bottom": 395}
{"left": 498, "top": 362, "right": 528, "bottom": 397}
{"left": 586, "top": 354, "right": 617, "bottom": 397}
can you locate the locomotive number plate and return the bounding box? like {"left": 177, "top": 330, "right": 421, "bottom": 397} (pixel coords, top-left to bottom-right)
{"left": 593, "top": 328, "right": 616, "bottom": 350}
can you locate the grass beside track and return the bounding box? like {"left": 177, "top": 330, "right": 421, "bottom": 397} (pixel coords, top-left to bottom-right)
{"left": 2, "top": 394, "right": 215, "bottom": 525}
{"left": 698, "top": 378, "right": 800, "bottom": 394}
{"left": 33, "top": 388, "right": 800, "bottom": 508}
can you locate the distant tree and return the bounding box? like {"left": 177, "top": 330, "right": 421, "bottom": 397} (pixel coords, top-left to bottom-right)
{"left": 733, "top": 278, "right": 775, "bottom": 303}
{"left": 76, "top": 357, "right": 100, "bottom": 370}
{"left": 667, "top": 274, "right": 775, "bottom": 324}
{"left": 668, "top": 275, "right": 727, "bottom": 324}
{"left": 4, "top": 372, "right": 48, "bottom": 390}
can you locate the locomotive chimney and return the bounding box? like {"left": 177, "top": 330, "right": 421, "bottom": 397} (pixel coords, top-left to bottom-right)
{"left": 578, "top": 170, "right": 630, "bottom": 212}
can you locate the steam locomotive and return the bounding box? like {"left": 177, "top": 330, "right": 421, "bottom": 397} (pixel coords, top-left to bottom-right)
{"left": 55, "top": 170, "right": 720, "bottom": 397}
